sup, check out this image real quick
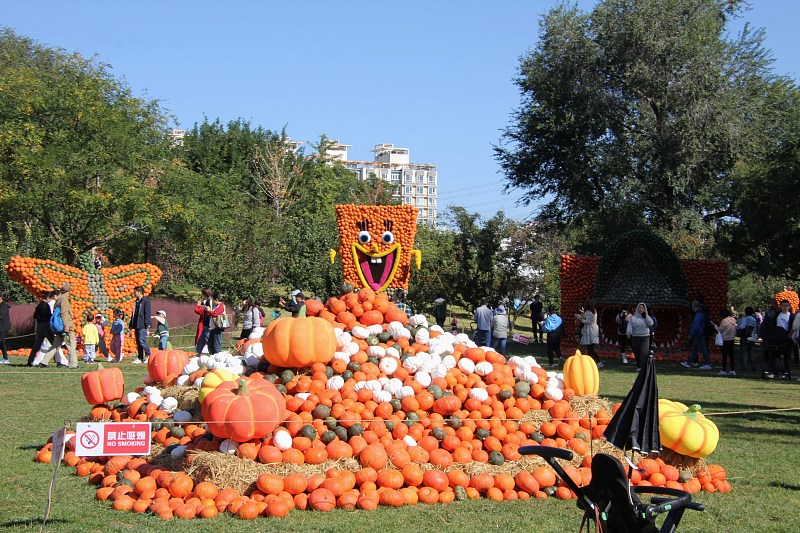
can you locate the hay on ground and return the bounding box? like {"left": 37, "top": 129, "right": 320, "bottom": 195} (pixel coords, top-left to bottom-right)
{"left": 520, "top": 409, "right": 550, "bottom": 431}
{"left": 654, "top": 448, "right": 707, "bottom": 476}
{"left": 569, "top": 395, "right": 613, "bottom": 419}
{"left": 160, "top": 386, "right": 200, "bottom": 415}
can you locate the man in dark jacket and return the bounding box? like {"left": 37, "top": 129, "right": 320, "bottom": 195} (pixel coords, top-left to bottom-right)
{"left": 760, "top": 302, "right": 794, "bottom": 379}
{"left": 28, "top": 291, "right": 54, "bottom": 366}
{"left": 130, "top": 286, "right": 152, "bottom": 364}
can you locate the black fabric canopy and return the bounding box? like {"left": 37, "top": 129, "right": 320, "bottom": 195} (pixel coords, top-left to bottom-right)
{"left": 604, "top": 355, "right": 661, "bottom": 455}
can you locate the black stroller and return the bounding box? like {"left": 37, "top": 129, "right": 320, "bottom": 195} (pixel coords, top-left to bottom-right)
{"left": 519, "top": 446, "right": 704, "bottom": 533}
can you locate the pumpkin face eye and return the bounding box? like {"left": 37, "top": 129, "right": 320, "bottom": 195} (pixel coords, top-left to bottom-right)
{"left": 381, "top": 231, "right": 394, "bottom": 244}
{"left": 358, "top": 231, "right": 371, "bottom": 244}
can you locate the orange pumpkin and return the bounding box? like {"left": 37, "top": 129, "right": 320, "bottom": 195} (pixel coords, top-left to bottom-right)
{"left": 332, "top": 204, "right": 421, "bottom": 291}
{"left": 80, "top": 364, "right": 124, "bottom": 405}
{"left": 262, "top": 317, "right": 335, "bottom": 368}
{"left": 147, "top": 349, "right": 190, "bottom": 384}
{"left": 202, "top": 378, "right": 287, "bottom": 442}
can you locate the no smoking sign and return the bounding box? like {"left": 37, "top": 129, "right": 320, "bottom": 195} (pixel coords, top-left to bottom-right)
{"left": 75, "top": 422, "right": 151, "bottom": 457}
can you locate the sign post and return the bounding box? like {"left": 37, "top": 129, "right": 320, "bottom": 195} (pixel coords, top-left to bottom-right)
{"left": 75, "top": 422, "right": 151, "bottom": 457}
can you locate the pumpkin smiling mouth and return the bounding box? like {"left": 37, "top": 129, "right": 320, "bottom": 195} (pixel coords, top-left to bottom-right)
{"left": 351, "top": 243, "right": 401, "bottom": 292}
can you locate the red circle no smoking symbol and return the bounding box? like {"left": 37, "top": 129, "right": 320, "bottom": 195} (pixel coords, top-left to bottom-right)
{"left": 81, "top": 430, "right": 100, "bottom": 449}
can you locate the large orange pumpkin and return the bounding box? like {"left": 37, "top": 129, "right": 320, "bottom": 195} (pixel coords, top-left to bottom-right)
{"left": 81, "top": 364, "right": 124, "bottom": 405}
{"left": 201, "top": 378, "right": 286, "bottom": 442}
{"left": 332, "top": 204, "right": 421, "bottom": 291}
{"left": 147, "top": 349, "right": 190, "bottom": 384}
{"left": 562, "top": 350, "right": 599, "bottom": 396}
{"left": 262, "top": 317, "right": 335, "bottom": 368}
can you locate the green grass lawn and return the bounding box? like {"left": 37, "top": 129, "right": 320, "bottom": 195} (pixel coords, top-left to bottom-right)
{"left": 1, "top": 338, "right": 799, "bottom": 532}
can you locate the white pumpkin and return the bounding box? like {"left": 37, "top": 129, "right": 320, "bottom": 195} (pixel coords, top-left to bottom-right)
{"left": 249, "top": 326, "right": 265, "bottom": 339}
{"left": 415, "top": 328, "right": 430, "bottom": 344}
{"left": 366, "top": 380, "right": 383, "bottom": 393}
{"left": 219, "top": 439, "right": 239, "bottom": 454}
{"left": 197, "top": 355, "right": 213, "bottom": 368}
{"left": 243, "top": 352, "right": 260, "bottom": 368}
{"left": 455, "top": 333, "right": 471, "bottom": 344}
{"left": 387, "top": 321, "right": 406, "bottom": 337}
{"left": 173, "top": 410, "right": 193, "bottom": 424}
{"left": 367, "top": 324, "right": 384, "bottom": 336}
{"left": 160, "top": 397, "right": 179, "bottom": 414}
{"left": 430, "top": 325, "right": 445, "bottom": 334}
{"left": 506, "top": 356, "right": 526, "bottom": 369}
{"left": 182, "top": 361, "right": 200, "bottom": 376}
{"left": 545, "top": 385, "right": 564, "bottom": 401}
{"left": 378, "top": 377, "right": 390, "bottom": 386}
{"left": 176, "top": 374, "right": 190, "bottom": 387}
{"left": 432, "top": 363, "right": 448, "bottom": 379}
{"left": 332, "top": 351, "right": 351, "bottom": 363}
{"left": 143, "top": 386, "right": 160, "bottom": 397}
{"left": 367, "top": 346, "right": 386, "bottom": 359}
{"left": 410, "top": 314, "right": 428, "bottom": 328}
{"left": 294, "top": 392, "right": 311, "bottom": 401}
{"left": 326, "top": 375, "right": 345, "bottom": 391}
{"left": 337, "top": 332, "right": 352, "bottom": 348}
{"left": 379, "top": 357, "right": 398, "bottom": 376}
{"left": 403, "top": 435, "right": 418, "bottom": 447}
{"left": 402, "top": 356, "right": 421, "bottom": 373}
{"left": 123, "top": 392, "right": 140, "bottom": 405}
{"left": 397, "top": 385, "right": 415, "bottom": 399}
{"left": 392, "top": 327, "right": 412, "bottom": 340}
{"left": 475, "top": 361, "right": 494, "bottom": 376}
{"left": 354, "top": 381, "right": 368, "bottom": 392}
{"left": 414, "top": 370, "right": 432, "bottom": 388}
{"left": 469, "top": 388, "right": 489, "bottom": 402}
{"left": 547, "top": 377, "right": 560, "bottom": 388}
{"left": 147, "top": 393, "right": 163, "bottom": 407}
{"left": 272, "top": 430, "right": 293, "bottom": 451}
{"left": 385, "top": 346, "right": 401, "bottom": 359}
{"left": 441, "top": 355, "right": 457, "bottom": 370}
{"left": 193, "top": 377, "right": 205, "bottom": 389}
{"left": 351, "top": 326, "right": 370, "bottom": 339}
{"left": 211, "top": 361, "right": 228, "bottom": 371}
{"left": 345, "top": 341, "right": 360, "bottom": 356}
{"left": 458, "top": 358, "right": 476, "bottom": 375}
{"left": 384, "top": 378, "right": 404, "bottom": 397}
{"left": 373, "top": 390, "right": 392, "bottom": 403}
{"left": 522, "top": 369, "right": 539, "bottom": 384}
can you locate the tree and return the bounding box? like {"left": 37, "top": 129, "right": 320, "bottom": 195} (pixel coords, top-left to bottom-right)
{"left": 495, "top": 0, "right": 779, "bottom": 255}
{"left": 0, "top": 28, "right": 172, "bottom": 265}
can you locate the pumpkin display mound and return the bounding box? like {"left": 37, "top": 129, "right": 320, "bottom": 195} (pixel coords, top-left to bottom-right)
{"left": 33, "top": 292, "right": 732, "bottom": 520}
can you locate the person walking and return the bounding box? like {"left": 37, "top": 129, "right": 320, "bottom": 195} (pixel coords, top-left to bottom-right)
{"left": 194, "top": 287, "right": 213, "bottom": 354}
{"left": 530, "top": 295, "right": 544, "bottom": 343}
{"left": 760, "top": 302, "right": 794, "bottom": 379}
{"left": 28, "top": 291, "right": 53, "bottom": 366}
{"left": 474, "top": 301, "right": 493, "bottom": 347}
{"left": 542, "top": 305, "right": 563, "bottom": 366}
{"left": 153, "top": 310, "right": 169, "bottom": 350}
{"left": 0, "top": 292, "right": 11, "bottom": 364}
{"left": 615, "top": 307, "right": 630, "bottom": 364}
{"left": 129, "top": 286, "right": 152, "bottom": 364}
{"left": 206, "top": 293, "right": 227, "bottom": 354}
{"left": 627, "top": 303, "right": 654, "bottom": 371}
{"left": 737, "top": 306, "right": 758, "bottom": 371}
{"left": 577, "top": 301, "right": 602, "bottom": 368}
{"left": 41, "top": 283, "right": 78, "bottom": 368}
{"left": 490, "top": 306, "right": 510, "bottom": 357}
{"left": 433, "top": 294, "right": 447, "bottom": 328}
{"left": 110, "top": 309, "right": 125, "bottom": 362}
{"left": 682, "top": 301, "right": 711, "bottom": 370}
{"left": 715, "top": 309, "right": 737, "bottom": 376}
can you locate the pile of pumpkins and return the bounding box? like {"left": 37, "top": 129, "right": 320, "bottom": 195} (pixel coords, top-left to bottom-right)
{"left": 35, "top": 289, "right": 729, "bottom": 520}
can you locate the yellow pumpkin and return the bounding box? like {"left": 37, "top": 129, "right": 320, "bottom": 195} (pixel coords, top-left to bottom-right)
{"left": 658, "top": 399, "right": 719, "bottom": 458}
{"left": 562, "top": 350, "right": 599, "bottom": 396}
{"left": 262, "top": 316, "right": 336, "bottom": 368}
{"left": 198, "top": 369, "right": 240, "bottom": 403}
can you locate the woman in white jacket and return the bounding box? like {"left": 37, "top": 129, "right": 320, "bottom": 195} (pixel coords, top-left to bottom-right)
{"left": 627, "top": 302, "right": 654, "bottom": 371}
{"left": 577, "top": 301, "right": 602, "bottom": 368}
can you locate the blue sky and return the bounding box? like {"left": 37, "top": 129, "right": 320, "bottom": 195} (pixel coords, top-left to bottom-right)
{"left": 4, "top": 1, "right": 798, "bottom": 222}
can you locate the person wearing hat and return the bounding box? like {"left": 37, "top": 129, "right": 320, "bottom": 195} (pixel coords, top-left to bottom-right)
{"left": 279, "top": 292, "right": 306, "bottom": 317}
{"left": 491, "top": 305, "right": 511, "bottom": 358}
{"left": 40, "top": 283, "right": 77, "bottom": 368}
{"left": 152, "top": 310, "right": 170, "bottom": 350}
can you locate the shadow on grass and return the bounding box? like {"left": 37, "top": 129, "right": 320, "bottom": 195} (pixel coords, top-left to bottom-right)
{"left": 0, "top": 518, "right": 67, "bottom": 528}
{"left": 770, "top": 481, "right": 800, "bottom": 491}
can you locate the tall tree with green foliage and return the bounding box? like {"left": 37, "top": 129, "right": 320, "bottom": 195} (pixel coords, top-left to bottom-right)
{"left": 0, "top": 28, "right": 172, "bottom": 266}
{"left": 495, "top": 0, "right": 788, "bottom": 258}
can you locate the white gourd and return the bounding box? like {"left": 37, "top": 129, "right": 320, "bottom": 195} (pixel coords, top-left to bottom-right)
{"left": 403, "top": 435, "right": 418, "bottom": 447}
{"left": 272, "top": 430, "right": 293, "bottom": 451}
{"left": 469, "top": 388, "right": 489, "bottom": 402}
{"left": 385, "top": 346, "right": 401, "bottom": 359}
{"left": 326, "top": 375, "right": 344, "bottom": 391}
{"left": 367, "top": 346, "right": 386, "bottom": 358}
{"left": 441, "top": 355, "right": 456, "bottom": 369}
{"left": 351, "top": 326, "right": 370, "bottom": 339}
{"left": 123, "top": 392, "right": 140, "bottom": 405}
{"left": 397, "top": 385, "right": 415, "bottom": 399}
{"left": 414, "top": 371, "right": 432, "bottom": 388}
{"left": 368, "top": 324, "right": 384, "bottom": 336}
{"left": 220, "top": 439, "right": 239, "bottom": 454}
{"left": 458, "top": 358, "right": 475, "bottom": 375}
{"left": 415, "top": 328, "right": 430, "bottom": 344}
{"left": 373, "top": 390, "right": 392, "bottom": 403}
{"left": 475, "top": 361, "right": 493, "bottom": 376}
{"left": 337, "top": 332, "right": 352, "bottom": 348}
{"left": 379, "top": 357, "right": 398, "bottom": 376}
{"left": 182, "top": 361, "right": 200, "bottom": 376}
{"left": 545, "top": 385, "right": 564, "bottom": 401}
{"left": 432, "top": 363, "right": 448, "bottom": 379}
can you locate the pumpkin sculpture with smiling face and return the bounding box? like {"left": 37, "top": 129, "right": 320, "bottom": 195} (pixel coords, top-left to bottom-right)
{"left": 202, "top": 378, "right": 286, "bottom": 442}
{"left": 331, "top": 204, "right": 422, "bottom": 292}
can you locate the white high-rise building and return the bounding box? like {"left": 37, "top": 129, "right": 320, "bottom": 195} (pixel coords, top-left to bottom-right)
{"left": 327, "top": 141, "right": 438, "bottom": 226}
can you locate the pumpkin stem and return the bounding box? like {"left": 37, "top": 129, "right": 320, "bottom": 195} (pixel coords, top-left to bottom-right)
{"left": 685, "top": 404, "right": 702, "bottom": 419}
{"left": 237, "top": 379, "right": 249, "bottom": 396}
{"left": 96, "top": 363, "right": 104, "bottom": 371}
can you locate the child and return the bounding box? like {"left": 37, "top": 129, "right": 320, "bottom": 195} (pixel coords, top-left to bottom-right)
{"left": 110, "top": 309, "right": 125, "bottom": 362}
{"left": 153, "top": 310, "right": 169, "bottom": 350}
{"left": 82, "top": 315, "right": 99, "bottom": 364}
{"left": 95, "top": 314, "right": 111, "bottom": 362}
{"left": 450, "top": 312, "right": 459, "bottom": 334}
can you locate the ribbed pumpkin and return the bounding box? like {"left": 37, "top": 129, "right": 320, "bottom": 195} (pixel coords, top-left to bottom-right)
{"left": 81, "top": 364, "right": 124, "bottom": 405}
{"left": 563, "top": 350, "right": 599, "bottom": 396}
{"left": 202, "top": 378, "right": 286, "bottom": 442}
{"left": 198, "top": 369, "right": 240, "bottom": 403}
{"left": 658, "top": 399, "right": 719, "bottom": 458}
{"left": 262, "top": 317, "right": 336, "bottom": 368}
{"left": 147, "top": 349, "right": 190, "bottom": 384}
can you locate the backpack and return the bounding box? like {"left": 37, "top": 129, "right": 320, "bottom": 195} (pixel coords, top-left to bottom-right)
{"left": 49, "top": 306, "right": 64, "bottom": 334}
